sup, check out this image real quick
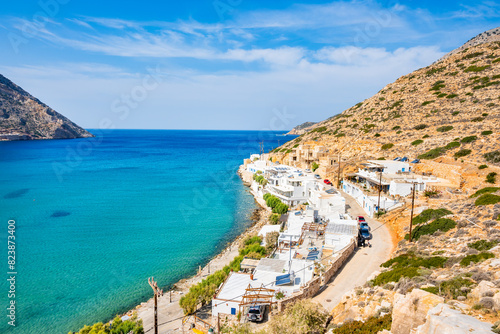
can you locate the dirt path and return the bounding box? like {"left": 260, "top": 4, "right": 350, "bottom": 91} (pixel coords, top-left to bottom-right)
{"left": 312, "top": 191, "right": 393, "bottom": 312}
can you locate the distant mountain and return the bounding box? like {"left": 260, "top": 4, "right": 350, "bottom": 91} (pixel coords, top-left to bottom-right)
{"left": 287, "top": 121, "right": 317, "bottom": 135}
{"left": 272, "top": 27, "right": 500, "bottom": 166}
{"left": 0, "top": 74, "right": 93, "bottom": 141}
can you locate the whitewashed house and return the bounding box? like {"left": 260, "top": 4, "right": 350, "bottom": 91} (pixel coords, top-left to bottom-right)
{"left": 324, "top": 218, "right": 358, "bottom": 251}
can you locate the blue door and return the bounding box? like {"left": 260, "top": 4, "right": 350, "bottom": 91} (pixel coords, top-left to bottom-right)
{"left": 231, "top": 308, "right": 236, "bottom": 315}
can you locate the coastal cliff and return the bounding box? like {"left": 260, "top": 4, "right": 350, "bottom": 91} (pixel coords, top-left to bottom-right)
{"left": 0, "top": 74, "right": 93, "bottom": 141}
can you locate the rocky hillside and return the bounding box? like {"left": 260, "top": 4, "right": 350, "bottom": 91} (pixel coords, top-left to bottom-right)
{"left": 269, "top": 28, "right": 500, "bottom": 333}
{"left": 273, "top": 38, "right": 500, "bottom": 166}
{"left": 286, "top": 121, "right": 317, "bottom": 135}
{"left": 440, "top": 27, "right": 500, "bottom": 61}
{"left": 0, "top": 74, "right": 93, "bottom": 140}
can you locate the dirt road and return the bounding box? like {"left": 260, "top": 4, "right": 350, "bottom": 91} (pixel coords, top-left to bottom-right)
{"left": 312, "top": 191, "right": 393, "bottom": 311}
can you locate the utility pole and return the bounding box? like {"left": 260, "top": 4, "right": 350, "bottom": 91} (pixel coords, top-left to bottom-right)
{"left": 259, "top": 141, "right": 264, "bottom": 156}
{"left": 148, "top": 277, "right": 163, "bottom": 334}
{"left": 377, "top": 169, "right": 383, "bottom": 217}
{"left": 409, "top": 183, "right": 416, "bottom": 243}
{"left": 337, "top": 152, "right": 341, "bottom": 189}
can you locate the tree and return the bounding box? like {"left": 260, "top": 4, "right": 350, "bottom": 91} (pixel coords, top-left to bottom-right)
{"left": 312, "top": 162, "right": 319, "bottom": 172}
{"left": 269, "top": 214, "right": 280, "bottom": 225}
{"left": 273, "top": 202, "right": 289, "bottom": 214}
{"left": 265, "top": 231, "right": 279, "bottom": 252}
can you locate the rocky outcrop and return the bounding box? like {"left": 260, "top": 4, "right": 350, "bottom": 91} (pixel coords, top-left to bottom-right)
{"left": 391, "top": 289, "right": 444, "bottom": 334}
{"left": 411, "top": 304, "right": 494, "bottom": 334}
{"left": 0, "top": 74, "right": 93, "bottom": 140}
{"left": 286, "top": 121, "right": 317, "bottom": 135}
{"left": 440, "top": 27, "right": 500, "bottom": 61}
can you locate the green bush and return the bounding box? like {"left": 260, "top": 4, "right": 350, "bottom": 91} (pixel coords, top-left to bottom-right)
{"left": 437, "top": 125, "right": 453, "bottom": 132}
{"left": 374, "top": 253, "right": 447, "bottom": 286}
{"left": 423, "top": 134, "right": 430, "bottom": 138}
{"left": 72, "top": 314, "right": 144, "bottom": 334}
{"left": 179, "top": 236, "right": 265, "bottom": 314}
{"left": 482, "top": 130, "right": 493, "bottom": 136}
{"left": 444, "top": 141, "right": 460, "bottom": 150}
{"left": 454, "top": 149, "right": 471, "bottom": 158}
{"left": 422, "top": 100, "right": 435, "bottom": 106}
{"left": 373, "top": 267, "right": 420, "bottom": 286}
{"left": 381, "top": 254, "right": 447, "bottom": 269}
{"left": 475, "top": 194, "right": 500, "bottom": 206}
{"left": 254, "top": 175, "right": 268, "bottom": 186}
{"left": 486, "top": 172, "right": 497, "bottom": 184}
{"left": 446, "top": 93, "right": 458, "bottom": 99}
{"left": 311, "top": 126, "right": 327, "bottom": 133}
{"left": 381, "top": 143, "right": 394, "bottom": 150}
{"left": 418, "top": 147, "right": 445, "bottom": 160}
{"left": 462, "top": 51, "right": 484, "bottom": 60}
{"left": 426, "top": 275, "right": 474, "bottom": 300}
{"left": 392, "top": 126, "right": 401, "bottom": 130}
{"left": 464, "top": 65, "right": 491, "bottom": 72}
{"left": 273, "top": 202, "right": 289, "bottom": 214}
{"left": 414, "top": 124, "right": 428, "bottom": 130}
{"left": 426, "top": 66, "right": 446, "bottom": 76}
{"left": 332, "top": 313, "right": 392, "bottom": 334}
{"left": 471, "top": 117, "right": 484, "bottom": 122}
{"left": 470, "top": 187, "right": 500, "bottom": 198}
{"left": 407, "top": 218, "right": 456, "bottom": 241}
{"left": 264, "top": 194, "right": 288, "bottom": 213}
{"left": 411, "top": 139, "right": 424, "bottom": 146}
{"left": 468, "top": 240, "right": 499, "bottom": 251}
{"left": 312, "top": 162, "right": 319, "bottom": 172}
{"left": 269, "top": 214, "right": 280, "bottom": 225}
{"left": 413, "top": 208, "right": 452, "bottom": 225}
{"left": 479, "top": 165, "right": 488, "bottom": 169}
{"left": 460, "top": 252, "right": 494, "bottom": 266}
{"left": 461, "top": 136, "right": 477, "bottom": 143}
{"left": 485, "top": 151, "right": 500, "bottom": 163}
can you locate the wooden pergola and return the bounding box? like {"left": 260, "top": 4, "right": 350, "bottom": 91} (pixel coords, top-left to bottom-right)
{"left": 238, "top": 284, "right": 275, "bottom": 314}
{"left": 301, "top": 222, "right": 326, "bottom": 236}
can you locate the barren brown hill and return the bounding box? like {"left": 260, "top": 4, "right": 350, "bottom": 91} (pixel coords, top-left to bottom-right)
{"left": 272, "top": 40, "right": 500, "bottom": 167}
{"left": 0, "top": 74, "right": 93, "bottom": 141}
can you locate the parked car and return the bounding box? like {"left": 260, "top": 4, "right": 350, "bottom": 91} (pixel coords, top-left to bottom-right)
{"left": 324, "top": 179, "right": 332, "bottom": 185}
{"left": 314, "top": 174, "right": 321, "bottom": 179}
{"left": 360, "top": 222, "right": 370, "bottom": 230}
{"left": 305, "top": 168, "right": 311, "bottom": 173}
{"left": 357, "top": 216, "right": 365, "bottom": 222}
{"left": 359, "top": 228, "right": 371, "bottom": 240}
{"left": 247, "top": 305, "right": 266, "bottom": 322}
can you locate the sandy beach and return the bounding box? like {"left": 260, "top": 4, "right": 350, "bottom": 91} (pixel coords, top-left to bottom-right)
{"left": 135, "top": 168, "right": 270, "bottom": 333}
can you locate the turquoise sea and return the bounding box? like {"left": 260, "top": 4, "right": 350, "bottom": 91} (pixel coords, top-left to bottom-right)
{"left": 0, "top": 130, "right": 295, "bottom": 333}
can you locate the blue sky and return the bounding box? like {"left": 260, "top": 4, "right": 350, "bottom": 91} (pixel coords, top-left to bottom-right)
{"left": 1, "top": 0, "right": 499, "bottom": 130}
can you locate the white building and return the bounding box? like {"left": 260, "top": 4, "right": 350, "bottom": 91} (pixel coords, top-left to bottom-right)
{"left": 266, "top": 171, "right": 320, "bottom": 207}
{"left": 212, "top": 257, "right": 315, "bottom": 317}
{"left": 324, "top": 219, "right": 358, "bottom": 251}
{"left": 278, "top": 209, "right": 316, "bottom": 247}
{"left": 309, "top": 188, "right": 346, "bottom": 215}
{"left": 342, "top": 181, "right": 400, "bottom": 217}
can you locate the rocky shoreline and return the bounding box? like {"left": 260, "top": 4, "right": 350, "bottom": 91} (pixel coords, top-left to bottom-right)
{"left": 128, "top": 165, "right": 272, "bottom": 333}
